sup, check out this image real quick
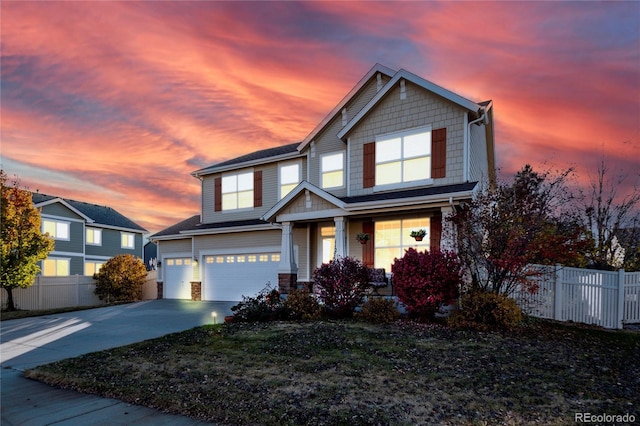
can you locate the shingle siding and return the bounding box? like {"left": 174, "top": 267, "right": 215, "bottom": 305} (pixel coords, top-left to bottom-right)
{"left": 347, "top": 82, "right": 467, "bottom": 197}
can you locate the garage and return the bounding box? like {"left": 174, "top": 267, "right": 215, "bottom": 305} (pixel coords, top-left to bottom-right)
{"left": 163, "top": 257, "right": 193, "bottom": 299}
{"left": 203, "top": 251, "right": 280, "bottom": 301}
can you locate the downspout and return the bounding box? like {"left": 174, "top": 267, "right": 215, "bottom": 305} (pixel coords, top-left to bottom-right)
{"left": 466, "top": 107, "right": 487, "bottom": 182}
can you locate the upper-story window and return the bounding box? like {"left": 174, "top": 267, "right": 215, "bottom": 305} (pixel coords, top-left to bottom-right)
{"left": 279, "top": 162, "right": 300, "bottom": 199}
{"left": 321, "top": 152, "right": 344, "bottom": 189}
{"left": 222, "top": 172, "right": 254, "bottom": 210}
{"left": 121, "top": 232, "right": 135, "bottom": 249}
{"left": 42, "top": 219, "right": 70, "bottom": 240}
{"left": 86, "top": 228, "right": 102, "bottom": 246}
{"left": 376, "top": 127, "right": 431, "bottom": 186}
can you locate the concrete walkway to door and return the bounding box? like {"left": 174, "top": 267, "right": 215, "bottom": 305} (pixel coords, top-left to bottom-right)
{"left": 1, "top": 299, "right": 235, "bottom": 425}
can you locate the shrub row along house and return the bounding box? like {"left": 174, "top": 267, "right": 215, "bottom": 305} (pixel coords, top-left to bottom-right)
{"left": 32, "top": 193, "right": 147, "bottom": 276}
{"left": 151, "top": 64, "right": 495, "bottom": 302}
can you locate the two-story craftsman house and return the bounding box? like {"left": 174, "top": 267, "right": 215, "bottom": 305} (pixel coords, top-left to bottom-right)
{"left": 151, "top": 64, "right": 495, "bottom": 301}
{"left": 33, "top": 193, "right": 147, "bottom": 276}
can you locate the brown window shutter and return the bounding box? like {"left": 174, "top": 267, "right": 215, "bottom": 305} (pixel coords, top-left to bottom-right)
{"left": 362, "top": 221, "right": 374, "bottom": 267}
{"left": 214, "top": 177, "right": 222, "bottom": 212}
{"left": 363, "top": 142, "right": 375, "bottom": 188}
{"left": 253, "top": 170, "right": 262, "bottom": 207}
{"left": 430, "top": 214, "right": 442, "bottom": 251}
{"left": 432, "top": 128, "right": 447, "bottom": 178}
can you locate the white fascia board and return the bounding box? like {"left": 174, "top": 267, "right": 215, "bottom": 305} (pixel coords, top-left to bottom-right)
{"left": 344, "top": 189, "right": 478, "bottom": 212}
{"left": 338, "top": 69, "right": 482, "bottom": 139}
{"left": 179, "top": 223, "right": 277, "bottom": 236}
{"left": 297, "top": 64, "right": 396, "bottom": 152}
{"left": 275, "top": 208, "right": 349, "bottom": 223}
{"left": 90, "top": 223, "right": 146, "bottom": 234}
{"left": 261, "top": 180, "right": 347, "bottom": 222}
{"left": 34, "top": 198, "right": 94, "bottom": 223}
{"left": 191, "top": 151, "right": 303, "bottom": 178}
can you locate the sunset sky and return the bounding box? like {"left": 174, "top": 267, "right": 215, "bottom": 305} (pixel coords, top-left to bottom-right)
{"left": 1, "top": 1, "right": 638, "bottom": 233}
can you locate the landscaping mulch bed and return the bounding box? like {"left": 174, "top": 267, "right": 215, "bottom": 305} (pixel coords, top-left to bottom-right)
{"left": 25, "top": 320, "right": 639, "bottom": 425}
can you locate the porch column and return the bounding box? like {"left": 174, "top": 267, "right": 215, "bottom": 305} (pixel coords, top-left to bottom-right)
{"left": 278, "top": 221, "right": 298, "bottom": 293}
{"left": 334, "top": 216, "right": 346, "bottom": 258}
{"left": 440, "top": 206, "right": 456, "bottom": 251}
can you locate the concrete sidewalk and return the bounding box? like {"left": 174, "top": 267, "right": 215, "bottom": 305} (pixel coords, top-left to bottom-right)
{"left": 1, "top": 299, "right": 235, "bottom": 425}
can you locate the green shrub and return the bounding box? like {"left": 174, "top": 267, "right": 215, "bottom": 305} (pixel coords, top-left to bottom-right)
{"left": 283, "top": 288, "right": 322, "bottom": 321}
{"left": 355, "top": 297, "right": 399, "bottom": 323}
{"left": 449, "top": 291, "right": 523, "bottom": 331}
{"left": 94, "top": 254, "right": 147, "bottom": 302}
{"left": 230, "top": 287, "right": 285, "bottom": 322}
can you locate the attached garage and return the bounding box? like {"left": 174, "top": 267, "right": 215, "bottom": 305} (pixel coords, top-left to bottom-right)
{"left": 163, "top": 257, "right": 193, "bottom": 299}
{"left": 203, "top": 251, "right": 280, "bottom": 301}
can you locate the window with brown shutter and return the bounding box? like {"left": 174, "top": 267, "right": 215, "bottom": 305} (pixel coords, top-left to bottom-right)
{"left": 253, "top": 170, "right": 262, "bottom": 208}
{"left": 362, "top": 221, "right": 374, "bottom": 267}
{"left": 214, "top": 177, "right": 222, "bottom": 212}
{"left": 431, "top": 128, "right": 447, "bottom": 179}
{"left": 363, "top": 142, "right": 375, "bottom": 188}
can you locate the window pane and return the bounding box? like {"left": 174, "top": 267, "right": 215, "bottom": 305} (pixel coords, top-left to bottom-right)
{"left": 374, "top": 247, "right": 402, "bottom": 270}
{"left": 57, "top": 260, "right": 69, "bottom": 276}
{"left": 222, "top": 175, "right": 237, "bottom": 193}
{"left": 43, "top": 221, "right": 56, "bottom": 236}
{"left": 322, "top": 170, "right": 343, "bottom": 188}
{"left": 56, "top": 222, "right": 69, "bottom": 239}
{"left": 280, "top": 164, "right": 299, "bottom": 185}
{"left": 237, "top": 190, "right": 253, "bottom": 209}
{"left": 237, "top": 172, "right": 253, "bottom": 191}
{"left": 322, "top": 238, "right": 335, "bottom": 263}
{"left": 222, "top": 193, "right": 237, "bottom": 210}
{"left": 376, "top": 138, "right": 401, "bottom": 162}
{"left": 375, "top": 220, "right": 401, "bottom": 247}
{"left": 376, "top": 162, "right": 402, "bottom": 186}
{"left": 85, "top": 263, "right": 96, "bottom": 276}
{"left": 281, "top": 183, "right": 297, "bottom": 199}
{"left": 403, "top": 218, "right": 430, "bottom": 246}
{"left": 43, "top": 259, "right": 55, "bottom": 276}
{"left": 403, "top": 157, "right": 430, "bottom": 182}
{"left": 321, "top": 153, "right": 343, "bottom": 172}
{"left": 404, "top": 131, "right": 430, "bottom": 158}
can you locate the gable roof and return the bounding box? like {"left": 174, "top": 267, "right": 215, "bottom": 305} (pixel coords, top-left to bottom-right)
{"left": 296, "top": 63, "right": 396, "bottom": 152}
{"left": 32, "top": 193, "right": 147, "bottom": 232}
{"left": 338, "top": 69, "right": 486, "bottom": 139}
{"left": 192, "top": 143, "right": 300, "bottom": 177}
{"left": 261, "top": 181, "right": 347, "bottom": 222}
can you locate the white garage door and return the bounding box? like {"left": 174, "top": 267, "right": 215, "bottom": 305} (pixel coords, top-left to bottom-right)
{"left": 164, "top": 257, "right": 193, "bottom": 299}
{"left": 203, "top": 252, "right": 280, "bottom": 301}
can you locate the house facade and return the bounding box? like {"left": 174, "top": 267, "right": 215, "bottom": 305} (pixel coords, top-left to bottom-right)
{"left": 151, "top": 64, "right": 495, "bottom": 302}
{"left": 32, "top": 193, "right": 147, "bottom": 276}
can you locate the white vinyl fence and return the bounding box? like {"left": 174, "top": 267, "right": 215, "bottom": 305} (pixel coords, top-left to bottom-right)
{"left": 513, "top": 265, "right": 640, "bottom": 329}
{"left": 1, "top": 271, "right": 158, "bottom": 311}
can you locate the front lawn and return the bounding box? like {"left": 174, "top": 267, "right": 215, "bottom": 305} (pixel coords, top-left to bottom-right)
{"left": 26, "top": 320, "right": 639, "bottom": 425}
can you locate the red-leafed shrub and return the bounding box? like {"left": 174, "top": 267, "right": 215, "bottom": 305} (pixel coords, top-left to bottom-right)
{"left": 392, "top": 248, "right": 462, "bottom": 321}
{"left": 313, "top": 256, "right": 371, "bottom": 318}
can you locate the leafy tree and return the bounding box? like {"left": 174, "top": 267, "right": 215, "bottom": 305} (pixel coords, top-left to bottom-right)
{"left": 579, "top": 159, "right": 640, "bottom": 271}
{"left": 313, "top": 256, "right": 371, "bottom": 318}
{"left": 391, "top": 248, "right": 462, "bottom": 321}
{"left": 448, "top": 164, "right": 589, "bottom": 296}
{"left": 1, "top": 171, "right": 54, "bottom": 311}
{"left": 94, "top": 254, "right": 147, "bottom": 302}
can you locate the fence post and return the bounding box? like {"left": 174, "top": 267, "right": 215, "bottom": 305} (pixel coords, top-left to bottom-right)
{"left": 37, "top": 275, "right": 43, "bottom": 310}
{"left": 76, "top": 274, "right": 80, "bottom": 306}
{"left": 617, "top": 269, "right": 625, "bottom": 329}
{"left": 554, "top": 264, "right": 563, "bottom": 321}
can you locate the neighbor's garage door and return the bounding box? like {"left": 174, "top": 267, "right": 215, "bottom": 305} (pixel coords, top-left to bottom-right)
{"left": 203, "top": 252, "right": 280, "bottom": 301}
{"left": 164, "top": 257, "right": 193, "bottom": 299}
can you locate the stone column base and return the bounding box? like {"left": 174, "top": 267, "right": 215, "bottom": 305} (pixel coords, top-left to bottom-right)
{"left": 191, "top": 281, "right": 202, "bottom": 301}
{"left": 278, "top": 273, "right": 297, "bottom": 295}
{"left": 157, "top": 282, "right": 163, "bottom": 299}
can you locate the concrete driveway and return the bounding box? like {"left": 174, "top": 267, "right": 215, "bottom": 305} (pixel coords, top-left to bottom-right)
{"left": 1, "top": 299, "right": 235, "bottom": 425}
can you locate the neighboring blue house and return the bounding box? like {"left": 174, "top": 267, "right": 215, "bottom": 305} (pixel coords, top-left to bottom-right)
{"left": 32, "top": 193, "right": 147, "bottom": 276}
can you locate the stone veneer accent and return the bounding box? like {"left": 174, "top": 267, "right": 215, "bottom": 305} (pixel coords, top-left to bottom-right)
{"left": 278, "top": 273, "right": 297, "bottom": 294}
{"left": 191, "top": 281, "right": 202, "bottom": 301}
{"left": 157, "top": 282, "right": 163, "bottom": 299}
